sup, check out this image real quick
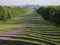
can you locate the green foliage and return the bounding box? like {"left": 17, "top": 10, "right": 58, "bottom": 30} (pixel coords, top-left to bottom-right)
{"left": 36, "top": 6, "right": 60, "bottom": 27}
{"left": 0, "top": 6, "right": 27, "bottom": 21}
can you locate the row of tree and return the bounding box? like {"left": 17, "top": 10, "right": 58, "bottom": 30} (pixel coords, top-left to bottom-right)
{"left": 0, "top": 6, "right": 26, "bottom": 21}
{"left": 36, "top": 6, "right": 60, "bottom": 27}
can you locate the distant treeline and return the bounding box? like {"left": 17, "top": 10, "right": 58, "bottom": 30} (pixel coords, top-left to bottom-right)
{"left": 36, "top": 6, "right": 60, "bottom": 27}
{"left": 0, "top": 6, "right": 26, "bottom": 21}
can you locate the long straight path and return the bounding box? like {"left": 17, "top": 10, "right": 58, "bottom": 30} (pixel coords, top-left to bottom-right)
{"left": 0, "top": 14, "right": 32, "bottom": 44}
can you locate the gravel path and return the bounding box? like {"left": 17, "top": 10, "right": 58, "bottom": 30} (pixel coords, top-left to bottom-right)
{"left": 0, "top": 14, "right": 32, "bottom": 44}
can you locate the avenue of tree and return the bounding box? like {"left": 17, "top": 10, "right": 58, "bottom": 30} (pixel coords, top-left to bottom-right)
{"left": 36, "top": 6, "right": 60, "bottom": 27}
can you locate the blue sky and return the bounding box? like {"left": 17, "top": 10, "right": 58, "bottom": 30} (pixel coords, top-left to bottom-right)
{"left": 0, "top": 0, "right": 60, "bottom": 6}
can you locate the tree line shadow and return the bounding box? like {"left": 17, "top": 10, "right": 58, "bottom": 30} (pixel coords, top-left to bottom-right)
{"left": 0, "top": 38, "right": 41, "bottom": 45}
{"left": 0, "top": 35, "right": 57, "bottom": 45}
{"left": 29, "top": 19, "right": 52, "bottom": 25}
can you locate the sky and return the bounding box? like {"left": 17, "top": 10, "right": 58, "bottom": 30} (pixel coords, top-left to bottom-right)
{"left": 0, "top": 0, "right": 60, "bottom": 6}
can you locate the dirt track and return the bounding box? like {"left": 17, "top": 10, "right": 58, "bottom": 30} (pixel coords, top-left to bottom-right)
{"left": 0, "top": 14, "right": 32, "bottom": 44}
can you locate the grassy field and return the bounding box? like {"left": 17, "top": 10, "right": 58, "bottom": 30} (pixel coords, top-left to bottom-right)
{"left": 0, "top": 9, "right": 31, "bottom": 33}
{"left": 1, "top": 12, "right": 60, "bottom": 45}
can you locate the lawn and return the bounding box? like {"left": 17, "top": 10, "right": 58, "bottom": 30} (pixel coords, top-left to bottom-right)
{"left": 1, "top": 12, "right": 60, "bottom": 45}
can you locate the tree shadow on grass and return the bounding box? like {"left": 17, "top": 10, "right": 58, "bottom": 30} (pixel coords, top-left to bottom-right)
{"left": 29, "top": 19, "right": 52, "bottom": 25}
{"left": 0, "top": 39, "right": 41, "bottom": 45}
{"left": 0, "top": 36, "right": 57, "bottom": 45}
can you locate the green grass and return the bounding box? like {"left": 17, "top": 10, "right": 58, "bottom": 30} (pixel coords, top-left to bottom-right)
{"left": 0, "top": 9, "right": 31, "bottom": 33}
{"left": 2, "top": 12, "right": 60, "bottom": 45}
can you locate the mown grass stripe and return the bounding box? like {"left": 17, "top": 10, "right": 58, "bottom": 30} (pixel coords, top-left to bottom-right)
{"left": 12, "top": 39, "right": 47, "bottom": 45}
{"left": 15, "top": 35, "right": 59, "bottom": 45}
{"left": 19, "top": 32, "right": 60, "bottom": 44}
